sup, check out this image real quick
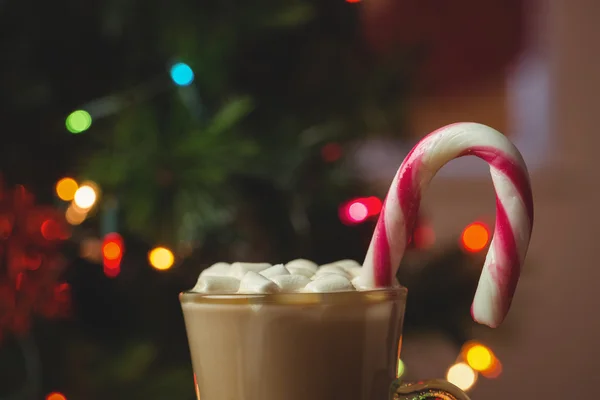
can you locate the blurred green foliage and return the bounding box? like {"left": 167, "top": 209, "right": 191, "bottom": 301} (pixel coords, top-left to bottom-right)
{"left": 81, "top": 0, "right": 414, "bottom": 250}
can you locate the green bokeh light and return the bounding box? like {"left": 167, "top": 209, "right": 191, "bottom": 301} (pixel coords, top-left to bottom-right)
{"left": 66, "top": 110, "right": 92, "bottom": 134}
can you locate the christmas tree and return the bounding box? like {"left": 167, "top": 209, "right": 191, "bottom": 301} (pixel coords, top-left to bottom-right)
{"left": 0, "top": 0, "right": 512, "bottom": 398}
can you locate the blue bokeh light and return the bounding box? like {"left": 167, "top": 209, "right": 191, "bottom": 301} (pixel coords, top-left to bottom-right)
{"left": 170, "top": 62, "right": 195, "bottom": 86}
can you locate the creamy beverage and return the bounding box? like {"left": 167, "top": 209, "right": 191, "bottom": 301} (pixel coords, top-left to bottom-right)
{"left": 180, "top": 260, "right": 406, "bottom": 400}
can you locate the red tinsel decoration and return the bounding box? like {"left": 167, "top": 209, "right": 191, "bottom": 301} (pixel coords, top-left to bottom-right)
{"left": 0, "top": 183, "right": 71, "bottom": 340}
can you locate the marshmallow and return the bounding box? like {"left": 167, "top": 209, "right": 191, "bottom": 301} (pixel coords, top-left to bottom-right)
{"left": 304, "top": 274, "right": 355, "bottom": 292}
{"left": 259, "top": 264, "right": 290, "bottom": 279}
{"left": 200, "top": 262, "right": 231, "bottom": 277}
{"left": 314, "top": 264, "right": 352, "bottom": 280}
{"left": 271, "top": 275, "right": 311, "bottom": 292}
{"left": 286, "top": 259, "right": 318, "bottom": 273}
{"left": 192, "top": 276, "right": 240, "bottom": 293}
{"left": 192, "top": 259, "right": 371, "bottom": 293}
{"left": 229, "top": 262, "right": 272, "bottom": 280}
{"left": 286, "top": 266, "right": 315, "bottom": 278}
{"left": 346, "top": 266, "right": 363, "bottom": 278}
{"left": 335, "top": 259, "right": 361, "bottom": 271}
{"left": 238, "top": 271, "right": 280, "bottom": 294}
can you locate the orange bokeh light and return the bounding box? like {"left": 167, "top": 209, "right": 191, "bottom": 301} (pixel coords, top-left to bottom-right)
{"left": 46, "top": 393, "right": 67, "bottom": 400}
{"left": 55, "top": 178, "right": 78, "bottom": 201}
{"left": 461, "top": 222, "right": 490, "bottom": 252}
{"left": 102, "top": 242, "right": 122, "bottom": 260}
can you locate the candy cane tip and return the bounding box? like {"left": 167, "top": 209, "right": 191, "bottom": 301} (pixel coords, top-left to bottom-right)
{"left": 471, "top": 302, "right": 504, "bottom": 328}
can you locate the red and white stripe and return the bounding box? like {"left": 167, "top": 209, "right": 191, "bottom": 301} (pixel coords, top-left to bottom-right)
{"left": 359, "top": 122, "right": 534, "bottom": 328}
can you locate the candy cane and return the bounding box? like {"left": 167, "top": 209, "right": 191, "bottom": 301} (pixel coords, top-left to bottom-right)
{"left": 359, "top": 122, "right": 534, "bottom": 328}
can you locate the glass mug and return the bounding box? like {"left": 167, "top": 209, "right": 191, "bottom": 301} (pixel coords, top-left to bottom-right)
{"left": 180, "top": 287, "right": 470, "bottom": 400}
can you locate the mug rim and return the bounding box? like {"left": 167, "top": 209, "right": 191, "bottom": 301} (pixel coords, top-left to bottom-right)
{"left": 180, "top": 286, "right": 407, "bottom": 306}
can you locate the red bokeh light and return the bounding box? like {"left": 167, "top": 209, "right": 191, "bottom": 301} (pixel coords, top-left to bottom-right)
{"left": 0, "top": 216, "right": 13, "bottom": 238}
{"left": 346, "top": 0, "right": 360, "bottom": 3}
{"left": 339, "top": 196, "right": 382, "bottom": 225}
{"left": 102, "top": 233, "right": 124, "bottom": 274}
{"left": 413, "top": 225, "right": 435, "bottom": 249}
{"left": 321, "top": 143, "right": 343, "bottom": 162}
{"left": 41, "top": 219, "right": 66, "bottom": 241}
{"left": 104, "top": 265, "right": 121, "bottom": 278}
{"left": 363, "top": 196, "right": 382, "bottom": 216}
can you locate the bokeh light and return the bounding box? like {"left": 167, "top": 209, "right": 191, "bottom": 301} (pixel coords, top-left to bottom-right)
{"left": 348, "top": 202, "right": 368, "bottom": 222}
{"left": 65, "top": 205, "right": 87, "bottom": 225}
{"left": 66, "top": 110, "right": 92, "bottom": 134}
{"left": 363, "top": 196, "right": 382, "bottom": 216}
{"left": 41, "top": 219, "right": 68, "bottom": 241}
{"left": 55, "top": 178, "right": 78, "bottom": 201}
{"left": 102, "top": 233, "right": 124, "bottom": 272}
{"left": 46, "top": 393, "right": 67, "bottom": 400}
{"left": 170, "top": 62, "right": 194, "bottom": 86}
{"left": 80, "top": 237, "right": 102, "bottom": 262}
{"left": 413, "top": 225, "right": 435, "bottom": 249}
{"left": 461, "top": 222, "right": 490, "bottom": 252}
{"left": 446, "top": 362, "right": 477, "bottom": 392}
{"left": 339, "top": 197, "right": 382, "bottom": 225}
{"left": 102, "top": 242, "right": 122, "bottom": 260}
{"left": 481, "top": 359, "right": 503, "bottom": 379}
{"left": 466, "top": 344, "right": 494, "bottom": 372}
{"left": 73, "top": 185, "right": 97, "bottom": 210}
{"left": 104, "top": 265, "right": 121, "bottom": 278}
{"left": 321, "top": 143, "right": 342, "bottom": 162}
{"left": 148, "top": 247, "right": 175, "bottom": 270}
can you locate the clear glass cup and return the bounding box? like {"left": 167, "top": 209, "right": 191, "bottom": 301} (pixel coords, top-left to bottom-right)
{"left": 180, "top": 287, "right": 470, "bottom": 400}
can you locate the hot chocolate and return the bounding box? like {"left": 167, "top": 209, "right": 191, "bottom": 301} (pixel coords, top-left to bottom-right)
{"left": 181, "top": 286, "right": 406, "bottom": 400}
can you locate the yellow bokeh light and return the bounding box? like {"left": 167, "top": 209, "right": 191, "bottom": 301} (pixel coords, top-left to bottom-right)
{"left": 446, "top": 362, "right": 477, "bottom": 392}
{"left": 55, "top": 178, "right": 78, "bottom": 201}
{"left": 466, "top": 344, "right": 494, "bottom": 372}
{"left": 149, "top": 247, "right": 174, "bottom": 270}
{"left": 65, "top": 205, "right": 87, "bottom": 225}
{"left": 73, "top": 185, "right": 97, "bottom": 210}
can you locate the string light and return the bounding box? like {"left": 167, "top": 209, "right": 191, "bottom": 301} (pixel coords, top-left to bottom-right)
{"left": 413, "top": 225, "right": 435, "bottom": 249}
{"left": 481, "top": 359, "right": 503, "bottom": 379}
{"left": 446, "top": 362, "right": 477, "bottom": 391}
{"left": 80, "top": 237, "right": 102, "bottom": 262}
{"left": 321, "top": 143, "right": 342, "bottom": 162}
{"left": 55, "top": 178, "right": 78, "bottom": 201}
{"left": 73, "top": 184, "right": 97, "bottom": 210}
{"left": 339, "top": 197, "right": 382, "bottom": 225}
{"left": 170, "top": 62, "right": 194, "bottom": 86}
{"left": 46, "top": 393, "right": 67, "bottom": 400}
{"left": 466, "top": 344, "right": 494, "bottom": 372}
{"left": 102, "top": 233, "right": 124, "bottom": 277}
{"left": 66, "top": 110, "right": 92, "bottom": 134}
{"left": 348, "top": 202, "right": 368, "bottom": 222}
{"left": 149, "top": 247, "right": 174, "bottom": 270}
{"left": 65, "top": 204, "right": 87, "bottom": 225}
{"left": 461, "top": 222, "right": 490, "bottom": 252}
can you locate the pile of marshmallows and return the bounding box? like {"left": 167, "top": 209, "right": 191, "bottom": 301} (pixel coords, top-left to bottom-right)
{"left": 192, "top": 260, "right": 371, "bottom": 294}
